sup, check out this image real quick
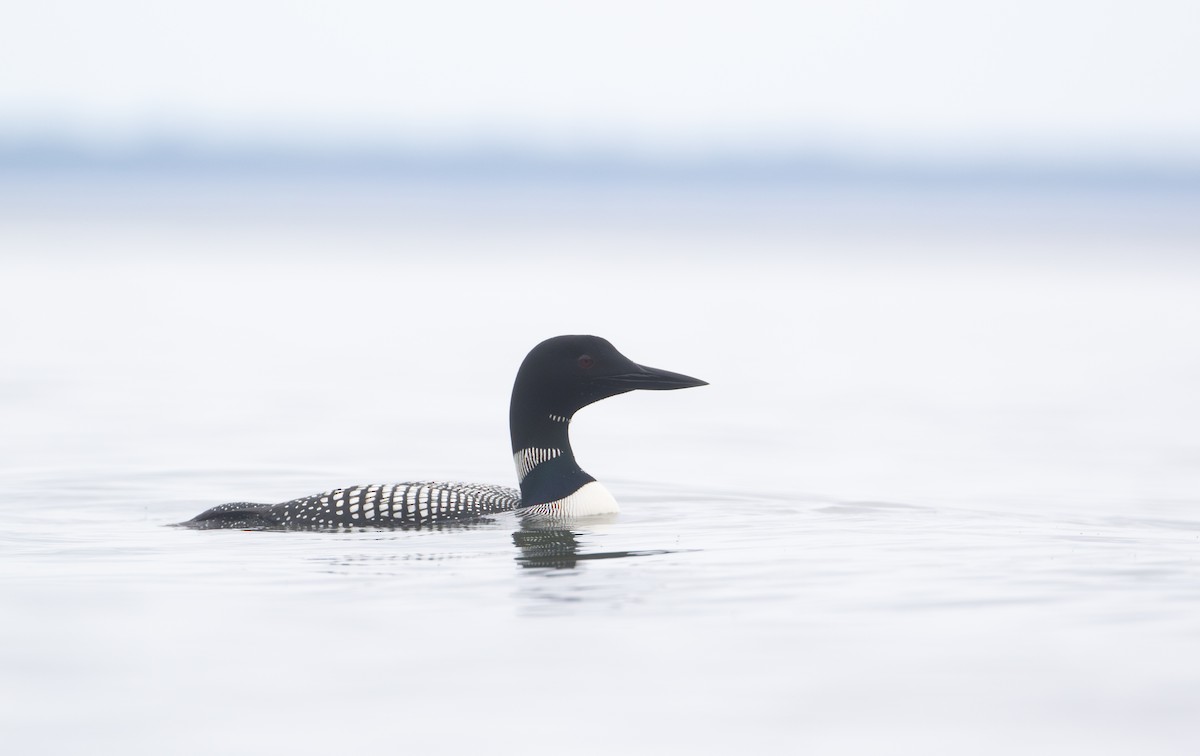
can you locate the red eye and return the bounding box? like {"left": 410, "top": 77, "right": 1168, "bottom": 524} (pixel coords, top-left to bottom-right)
{"left": 578, "top": 354, "right": 594, "bottom": 370}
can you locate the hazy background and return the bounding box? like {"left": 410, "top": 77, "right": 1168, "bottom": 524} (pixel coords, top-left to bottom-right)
{"left": 3, "top": 1, "right": 1199, "bottom": 230}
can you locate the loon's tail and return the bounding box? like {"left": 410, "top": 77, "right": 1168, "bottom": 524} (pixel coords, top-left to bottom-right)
{"left": 176, "top": 502, "right": 279, "bottom": 530}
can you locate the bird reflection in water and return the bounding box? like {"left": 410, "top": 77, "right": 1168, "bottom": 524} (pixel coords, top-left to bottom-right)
{"left": 512, "top": 520, "right": 677, "bottom": 569}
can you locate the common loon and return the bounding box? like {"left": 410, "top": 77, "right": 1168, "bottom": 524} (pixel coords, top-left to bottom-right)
{"left": 182, "top": 335, "right": 706, "bottom": 529}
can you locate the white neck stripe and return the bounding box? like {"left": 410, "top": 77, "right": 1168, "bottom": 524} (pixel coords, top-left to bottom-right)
{"left": 514, "top": 447, "right": 564, "bottom": 483}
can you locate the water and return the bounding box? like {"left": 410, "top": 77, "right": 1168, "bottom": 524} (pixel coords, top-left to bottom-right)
{"left": 2, "top": 191, "right": 1200, "bottom": 754}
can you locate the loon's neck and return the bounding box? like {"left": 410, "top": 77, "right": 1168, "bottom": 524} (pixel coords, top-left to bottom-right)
{"left": 510, "top": 412, "right": 595, "bottom": 507}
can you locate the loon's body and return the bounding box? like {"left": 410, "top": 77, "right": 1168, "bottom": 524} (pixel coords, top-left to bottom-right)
{"left": 182, "top": 335, "right": 705, "bottom": 530}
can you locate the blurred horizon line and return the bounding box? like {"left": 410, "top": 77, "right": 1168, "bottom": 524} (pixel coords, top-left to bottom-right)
{"left": 3, "top": 135, "right": 1200, "bottom": 193}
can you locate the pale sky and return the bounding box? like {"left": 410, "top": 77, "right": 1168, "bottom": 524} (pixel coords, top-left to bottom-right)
{"left": 1, "top": 1, "right": 1198, "bottom": 157}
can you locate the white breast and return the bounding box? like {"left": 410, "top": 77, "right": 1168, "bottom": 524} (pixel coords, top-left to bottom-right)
{"left": 519, "top": 481, "right": 620, "bottom": 519}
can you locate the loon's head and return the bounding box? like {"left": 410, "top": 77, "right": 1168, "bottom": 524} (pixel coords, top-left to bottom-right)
{"left": 509, "top": 335, "right": 707, "bottom": 511}
{"left": 511, "top": 335, "right": 706, "bottom": 427}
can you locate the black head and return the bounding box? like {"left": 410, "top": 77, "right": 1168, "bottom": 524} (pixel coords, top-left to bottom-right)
{"left": 510, "top": 335, "right": 707, "bottom": 449}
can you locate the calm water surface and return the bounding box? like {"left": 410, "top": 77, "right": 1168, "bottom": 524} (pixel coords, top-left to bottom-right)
{"left": 2, "top": 212, "right": 1199, "bottom": 754}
